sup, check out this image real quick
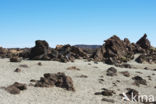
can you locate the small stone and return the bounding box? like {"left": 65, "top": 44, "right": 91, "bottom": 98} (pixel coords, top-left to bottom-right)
{"left": 132, "top": 76, "right": 147, "bottom": 86}
{"left": 77, "top": 75, "right": 88, "bottom": 78}
{"left": 38, "top": 62, "right": 42, "bottom": 66}
{"left": 95, "top": 88, "right": 115, "bottom": 96}
{"left": 144, "top": 67, "right": 150, "bottom": 70}
{"left": 67, "top": 66, "right": 80, "bottom": 71}
{"left": 19, "top": 64, "right": 29, "bottom": 68}
{"left": 106, "top": 67, "right": 117, "bottom": 76}
{"left": 14, "top": 68, "right": 21, "bottom": 72}
{"left": 120, "top": 71, "right": 130, "bottom": 77}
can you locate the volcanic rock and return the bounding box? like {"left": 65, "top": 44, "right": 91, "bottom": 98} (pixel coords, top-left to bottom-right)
{"left": 92, "top": 35, "right": 134, "bottom": 64}
{"left": 14, "top": 68, "right": 21, "bottom": 72}
{"left": 67, "top": 66, "right": 80, "bottom": 71}
{"left": 125, "top": 88, "right": 139, "bottom": 101}
{"left": 29, "top": 40, "right": 50, "bottom": 60}
{"left": 132, "top": 76, "right": 147, "bottom": 86}
{"left": 120, "top": 71, "right": 130, "bottom": 77}
{"left": 5, "top": 82, "right": 27, "bottom": 94}
{"left": 135, "top": 54, "right": 156, "bottom": 64}
{"left": 95, "top": 88, "right": 115, "bottom": 96}
{"left": 106, "top": 67, "right": 117, "bottom": 76}
{"left": 37, "top": 62, "right": 42, "bottom": 66}
{"left": 55, "top": 44, "right": 88, "bottom": 62}
{"left": 34, "top": 72, "right": 75, "bottom": 91}
{"left": 136, "top": 34, "right": 151, "bottom": 50}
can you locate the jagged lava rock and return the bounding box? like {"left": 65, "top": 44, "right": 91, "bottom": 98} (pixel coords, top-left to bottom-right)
{"left": 136, "top": 34, "right": 151, "bottom": 50}
{"left": 92, "top": 35, "right": 134, "bottom": 64}
{"left": 34, "top": 72, "right": 75, "bottom": 91}
{"left": 106, "top": 67, "right": 117, "bottom": 76}
{"left": 30, "top": 40, "right": 50, "bottom": 60}
{"left": 5, "top": 82, "right": 27, "bottom": 94}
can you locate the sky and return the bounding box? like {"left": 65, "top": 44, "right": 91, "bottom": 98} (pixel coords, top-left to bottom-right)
{"left": 0, "top": 0, "right": 156, "bottom": 48}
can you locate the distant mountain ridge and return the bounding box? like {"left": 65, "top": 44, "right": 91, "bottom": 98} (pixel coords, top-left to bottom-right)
{"left": 74, "top": 45, "right": 101, "bottom": 49}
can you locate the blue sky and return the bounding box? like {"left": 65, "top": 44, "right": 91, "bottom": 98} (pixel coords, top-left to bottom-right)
{"left": 0, "top": 0, "right": 156, "bottom": 48}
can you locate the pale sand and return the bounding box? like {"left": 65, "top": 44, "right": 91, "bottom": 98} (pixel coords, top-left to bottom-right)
{"left": 0, "top": 58, "right": 156, "bottom": 104}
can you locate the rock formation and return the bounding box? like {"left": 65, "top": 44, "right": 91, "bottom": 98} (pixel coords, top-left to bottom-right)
{"left": 92, "top": 35, "right": 134, "bottom": 64}
{"left": 29, "top": 40, "right": 50, "bottom": 60}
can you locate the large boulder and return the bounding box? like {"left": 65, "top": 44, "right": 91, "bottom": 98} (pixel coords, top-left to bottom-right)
{"left": 29, "top": 40, "right": 50, "bottom": 60}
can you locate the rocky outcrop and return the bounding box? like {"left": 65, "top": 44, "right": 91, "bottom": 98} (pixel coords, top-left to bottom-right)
{"left": 92, "top": 34, "right": 155, "bottom": 64}
{"left": 49, "top": 44, "right": 88, "bottom": 62}
{"left": 34, "top": 72, "right": 75, "bottom": 91}
{"left": 29, "top": 41, "right": 88, "bottom": 62}
{"left": 92, "top": 35, "right": 134, "bottom": 64}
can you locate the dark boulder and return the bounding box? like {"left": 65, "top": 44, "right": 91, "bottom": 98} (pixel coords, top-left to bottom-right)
{"left": 136, "top": 34, "right": 151, "bottom": 50}
{"left": 125, "top": 88, "right": 139, "bottom": 101}
{"left": 14, "top": 68, "right": 21, "bottom": 72}
{"left": 29, "top": 40, "right": 50, "bottom": 60}
{"left": 5, "top": 82, "right": 27, "bottom": 94}
{"left": 132, "top": 76, "right": 147, "bottom": 86}
{"left": 52, "top": 44, "right": 88, "bottom": 62}
{"left": 95, "top": 88, "right": 115, "bottom": 96}
{"left": 106, "top": 67, "right": 117, "bottom": 76}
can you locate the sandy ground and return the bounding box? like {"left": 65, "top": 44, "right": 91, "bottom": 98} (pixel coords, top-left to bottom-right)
{"left": 0, "top": 58, "right": 156, "bottom": 104}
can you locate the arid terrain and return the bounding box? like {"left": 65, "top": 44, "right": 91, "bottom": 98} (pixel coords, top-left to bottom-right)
{"left": 0, "top": 57, "right": 156, "bottom": 104}
{"left": 0, "top": 34, "right": 156, "bottom": 104}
